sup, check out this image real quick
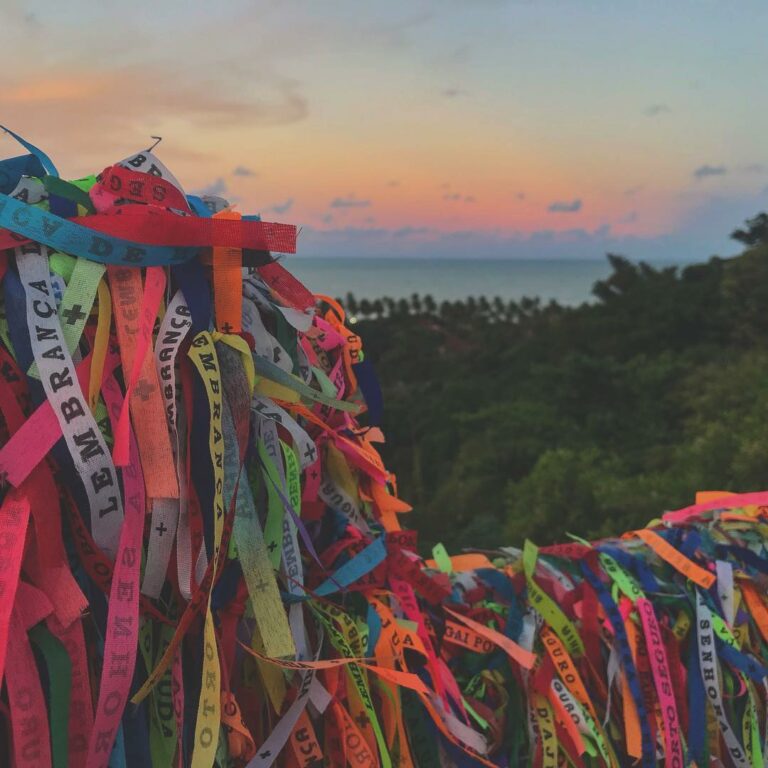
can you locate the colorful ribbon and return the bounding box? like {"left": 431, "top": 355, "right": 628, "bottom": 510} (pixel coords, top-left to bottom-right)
{"left": 1, "top": 129, "right": 768, "bottom": 767}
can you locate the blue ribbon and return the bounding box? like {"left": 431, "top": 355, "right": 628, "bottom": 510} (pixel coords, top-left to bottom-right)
{"left": 717, "top": 544, "right": 768, "bottom": 575}
{"left": 1, "top": 125, "right": 59, "bottom": 177}
{"left": 599, "top": 543, "right": 661, "bottom": 593}
{"left": 581, "top": 560, "right": 656, "bottom": 768}
{"left": 716, "top": 638, "right": 768, "bottom": 682}
{"left": 0, "top": 192, "right": 199, "bottom": 266}
{"left": 366, "top": 603, "right": 382, "bottom": 655}
{"left": 0, "top": 153, "right": 46, "bottom": 194}
{"left": 313, "top": 537, "right": 387, "bottom": 597}
{"left": 352, "top": 358, "right": 384, "bottom": 426}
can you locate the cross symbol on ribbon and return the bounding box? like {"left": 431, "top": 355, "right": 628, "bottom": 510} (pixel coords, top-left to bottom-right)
{"left": 62, "top": 303, "right": 87, "bottom": 325}
{"left": 134, "top": 379, "right": 154, "bottom": 401}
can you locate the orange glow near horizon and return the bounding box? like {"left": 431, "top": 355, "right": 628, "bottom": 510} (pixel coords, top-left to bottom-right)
{"left": 1, "top": 1, "right": 766, "bottom": 260}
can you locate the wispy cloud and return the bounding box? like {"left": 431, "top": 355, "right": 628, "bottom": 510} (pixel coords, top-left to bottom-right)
{"left": 443, "top": 191, "right": 475, "bottom": 203}
{"left": 693, "top": 164, "right": 727, "bottom": 179}
{"left": 233, "top": 164, "right": 257, "bottom": 177}
{"left": 298, "top": 223, "right": 713, "bottom": 263}
{"left": 442, "top": 87, "right": 467, "bottom": 98}
{"left": 1, "top": 70, "right": 309, "bottom": 126}
{"left": 362, "top": 12, "right": 434, "bottom": 49}
{"left": 22, "top": 11, "right": 41, "bottom": 29}
{"left": 393, "top": 226, "right": 429, "bottom": 237}
{"left": 1, "top": 2, "right": 42, "bottom": 29}
{"left": 269, "top": 198, "right": 294, "bottom": 214}
{"left": 330, "top": 195, "right": 371, "bottom": 208}
{"left": 742, "top": 163, "right": 766, "bottom": 174}
{"left": 0, "top": 67, "right": 309, "bottom": 167}
{"left": 193, "top": 178, "right": 228, "bottom": 197}
{"left": 644, "top": 103, "right": 670, "bottom": 117}
{"left": 548, "top": 199, "right": 582, "bottom": 213}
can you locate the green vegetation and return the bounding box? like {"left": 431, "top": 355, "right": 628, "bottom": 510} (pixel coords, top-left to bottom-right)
{"left": 345, "top": 217, "right": 768, "bottom": 554}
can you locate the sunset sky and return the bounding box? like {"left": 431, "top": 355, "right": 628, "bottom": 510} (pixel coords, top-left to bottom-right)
{"left": 2, "top": 0, "right": 768, "bottom": 260}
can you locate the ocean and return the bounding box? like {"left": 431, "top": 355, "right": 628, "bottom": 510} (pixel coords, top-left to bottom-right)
{"left": 283, "top": 257, "right": 684, "bottom": 306}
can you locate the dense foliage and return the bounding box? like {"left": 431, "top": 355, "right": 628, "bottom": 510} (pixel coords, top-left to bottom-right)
{"left": 344, "top": 225, "right": 768, "bottom": 555}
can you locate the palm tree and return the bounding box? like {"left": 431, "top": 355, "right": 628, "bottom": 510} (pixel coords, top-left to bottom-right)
{"left": 345, "top": 292, "right": 359, "bottom": 316}
{"left": 372, "top": 298, "right": 384, "bottom": 319}
{"left": 410, "top": 293, "right": 423, "bottom": 315}
{"left": 396, "top": 298, "right": 410, "bottom": 316}
{"left": 423, "top": 294, "right": 437, "bottom": 315}
{"left": 519, "top": 296, "right": 542, "bottom": 319}
{"left": 383, "top": 297, "right": 396, "bottom": 317}
{"left": 732, "top": 213, "right": 768, "bottom": 246}
{"left": 359, "top": 298, "right": 373, "bottom": 318}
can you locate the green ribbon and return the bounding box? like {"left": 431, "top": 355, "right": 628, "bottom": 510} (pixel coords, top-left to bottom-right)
{"left": 29, "top": 623, "right": 71, "bottom": 768}
{"left": 523, "top": 540, "right": 584, "bottom": 656}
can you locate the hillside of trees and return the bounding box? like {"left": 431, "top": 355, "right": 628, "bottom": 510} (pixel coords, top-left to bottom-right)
{"left": 344, "top": 214, "right": 768, "bottom": 554}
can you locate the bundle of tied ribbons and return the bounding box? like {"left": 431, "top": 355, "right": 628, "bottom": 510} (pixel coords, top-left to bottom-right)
{"left": 3, "top": 129, "right": 768, "bottom": 768}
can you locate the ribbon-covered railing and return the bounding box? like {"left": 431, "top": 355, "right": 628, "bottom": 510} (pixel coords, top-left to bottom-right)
{"left": 1, "top": 127, "right": 768, "bottom": 767}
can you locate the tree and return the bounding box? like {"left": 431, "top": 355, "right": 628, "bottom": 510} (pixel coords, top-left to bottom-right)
{"left": 519, "top": 296, "right": 541, "bottom": 317}
{"left": 345, "top": 292, "right": 359, "bottom": 316}
{"left": 355, "top": 238, "right": 758, "bottom": 553}
{"left": 731, "top": 213, "right": 768, "bottom": 246}
{"left": 423, "top": 294, "right": 437, "bottom": 315}
{"left": 591, "top": 254, "right": 642, "bottom": 302}
{"left": 505, "top": 448, "right": 603, "bottom": 544}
